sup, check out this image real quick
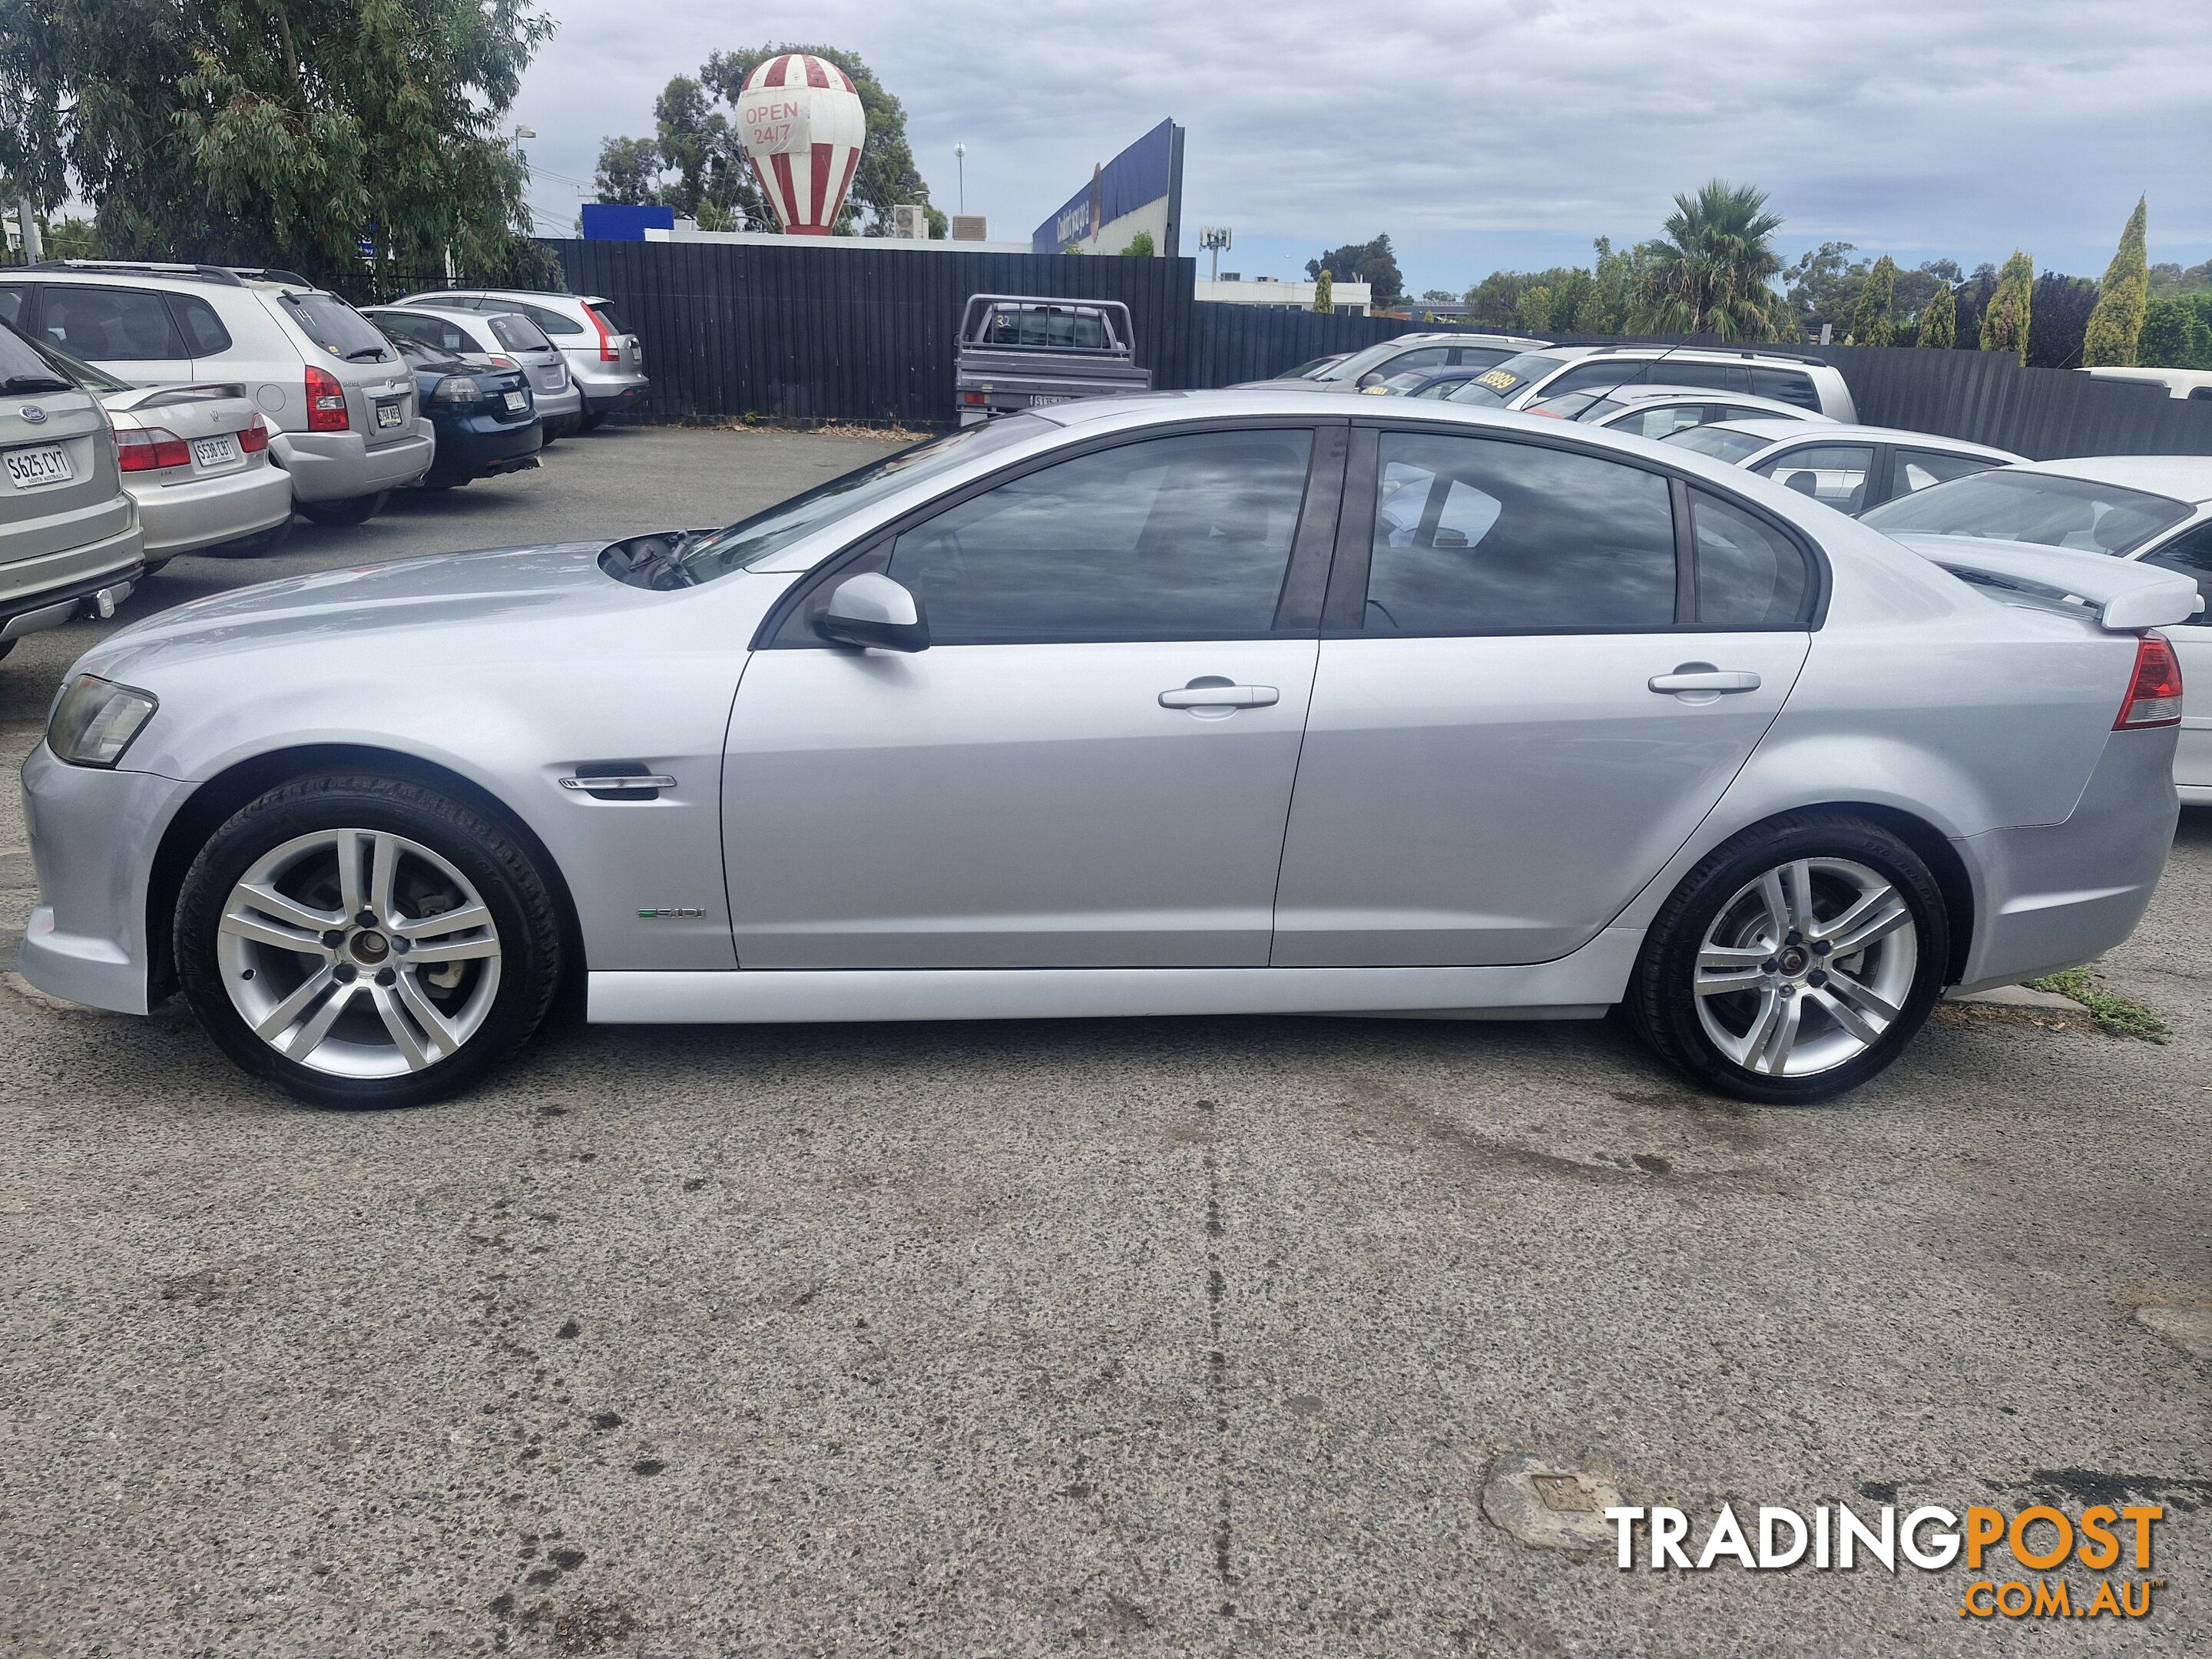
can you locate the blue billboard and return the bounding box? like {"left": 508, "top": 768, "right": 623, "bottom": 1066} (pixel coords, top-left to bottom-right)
{"left": 1031, "top": 121, "right": 1184, "bottom": 257}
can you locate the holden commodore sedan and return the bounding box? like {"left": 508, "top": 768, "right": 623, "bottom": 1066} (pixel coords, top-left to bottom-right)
{"left": 18, "top": 392, "right": 2191, "bottom": 1110}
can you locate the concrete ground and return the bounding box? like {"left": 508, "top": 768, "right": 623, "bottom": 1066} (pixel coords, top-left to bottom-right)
{"left": 1, "top": 427, "right": 2205, "bottom": 1657}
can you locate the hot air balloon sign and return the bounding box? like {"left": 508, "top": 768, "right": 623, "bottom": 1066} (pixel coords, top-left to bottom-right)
{"left": 737, "top": 53, "right": 868, "bottom": 236}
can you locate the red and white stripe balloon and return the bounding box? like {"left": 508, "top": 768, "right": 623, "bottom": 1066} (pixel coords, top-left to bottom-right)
{"left": 737, "top": 54, "right": 868, "bottom": 236}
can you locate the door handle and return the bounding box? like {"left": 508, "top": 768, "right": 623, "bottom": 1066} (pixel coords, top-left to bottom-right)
{"left": 1160, "top": 683, "right": 1280, "bottom": 710}
{"left": 1648, "top": 669, "right": 1760, "bottom": 695}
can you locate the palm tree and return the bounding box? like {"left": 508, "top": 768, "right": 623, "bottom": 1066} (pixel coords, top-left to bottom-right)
{"left": 1635, "top": 180, "right": 1789, "bottom": 342}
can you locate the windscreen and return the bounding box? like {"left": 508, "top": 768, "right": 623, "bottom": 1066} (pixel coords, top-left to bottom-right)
{"left": 1859, "top": 469, "right": 2191, "bottom": 555}
{"left": 1445, "top": 353, "right": 1565, "bottom": 406}
{"left": 1663, "top": 426, "right": 1772, "bottom": 464}
{"left": 281, "top": 292, "right": 395, "bottom": 362}
{"left": 488, "top": 313, "right": 555, "bottom": 353}
{"left": 8, "top": 327, "right": 128, "bottom": 392}
{"left": 677, "top": 416, "right": 1052, "bottom": 583}
{"left": 1309, "top": 339, "right": 1418, "bottom": 383}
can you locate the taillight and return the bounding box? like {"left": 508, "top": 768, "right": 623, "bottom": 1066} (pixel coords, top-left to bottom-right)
{"left": 959, "top": 391, "right": 987, "bottom": 406}
{"left": 238, "top": 413, "right": 269, "bottom": 453}
{"left": 2116, "top": 632, "right": 2184, "bottom": 730}
{"left": 488, "top": 354, "right": 519, "bottom": 370}
{"left": 114, "top": 427, "right": 190, "bottom": 472}
{"left": 585, "top": 305, "right": 619, "bottom": 362}
{"left": 305, "top": 363, "right": 349, "bottom": 432}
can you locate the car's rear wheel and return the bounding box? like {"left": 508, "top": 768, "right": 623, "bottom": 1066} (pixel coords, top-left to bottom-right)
{"left": 1628, "top": 815, "right": 1948, "bottom": 1104}
{"left": 202, "top": 521, "right": 294, "bottom": 558}
{"left": 578, "top": 410, "right": 604, "bottom": 432}
{"left": 175, "top": 774, "right": 564, "bottom": 1108}
{"left": 295, "top": 491, "right": 389, "bottom": 527}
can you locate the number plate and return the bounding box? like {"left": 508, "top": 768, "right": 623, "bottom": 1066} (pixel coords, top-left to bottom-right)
{"left": 503, "top": 390, "right": 528, "bottom": 412}
{"left": 375, "top": 398, "right": 406, "bottom": 429}
{"left": 1029, "top": 394, "right": 1074, "bottom": 407}
{"left": 4, "top": 443, "right": 71, "bottom": 489}
{"left": 191, "top": 433, "right": 241, "bottom": 469}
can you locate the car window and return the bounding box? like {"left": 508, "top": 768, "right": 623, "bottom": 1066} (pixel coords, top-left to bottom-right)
{"left": 1409, "top": 379, "right": 1464, "bottom": 399}
{"left": 170, "top": 293, "right": 233, "bottom": 357}
{"left": 488, "top": 313, "right": 555, "bottom": 353}
{"left": 517, "top": 302, "right": 584, "bottom": 336}
{"left": 1717, "top": 403, "right": 1789, "bottom": 426}
{"left": 1859, "top": 469, "right": 2191, "bottom": 555}
{"left": 2141, "top": 524, "right": 2212, "bottom": 626}
{"left": 1455, "top": 346, "right": 1515, "bottom": 370}
{"left": 1746, "top": 367, "right": 1820, "bottom": 409}
{"left": 1363, "top": 432, "right": 1677, "bottom": 633}
{"left": 879, "top": 429, "right": 1315, "bottom": 644}
{"left": 1893, "top": 448, "right": 1998, "bottom": 496}
{"left": 0, "top": 285, "right": 25, "bottom": 328}
{"left": 1379, "top": 346, "right": 1451, "bottom": 376}
{"left": 586, "top": 300, "right": 631, "bottom": 335}
{"left": 279, "top": 291, "right": 394, "bottom": 361}
{"left": 40, "top": 285, "right": 187, "bottom": 359}
{"left": 1541, "top": 361, "right": 1656, "bottom": 399}
{"left": 1691, "top": 490, "right": 1812, "bottom": 626}
{"left": 1662, "top": 426, "right": 1771, "bottom": 464}
{"left": 0, "top": 316, "right": 75, "bottom": 387}
{"left": 1444, "top": 353, "right": 1565, "bottom": 406}
{"left": 985, "top": 306, "right": 1111, "bottom": 349}
{"left": 1655, "top": 362, "right": 1740, "bottom": 392}
{"left": 1754, "top": 443, "right": 1876, "bottom": 514}
{"left": 1613, "top": 402, "right": 1711, "bottom": 441}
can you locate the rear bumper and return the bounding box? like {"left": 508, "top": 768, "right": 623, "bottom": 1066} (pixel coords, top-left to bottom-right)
{"left": 580, "top": 384, "right": 648, "bottom": 416}
{"left": 270, "top": 428, "right": 435, "bottom": 502}
{"left": 1954, "top": 727, "right": 2179, "bottom": 992}
{"left": 423, "top": 415, "right": 544, "bottom": 484}
{"left": 0, "top": 520, "right": 144, "bottom": 636}
{"left": 129, "top": 462, "right": 295, "bottom": 556}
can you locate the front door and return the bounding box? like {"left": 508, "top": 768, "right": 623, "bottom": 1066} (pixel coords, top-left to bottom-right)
{"left": 1273, "top": 426, "right": 1812, "bottom": 967}
{"left": 723, "top": 423, "right": 1337, "bottom": 968}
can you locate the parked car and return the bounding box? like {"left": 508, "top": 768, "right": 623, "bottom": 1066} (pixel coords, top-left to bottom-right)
{"left": 395, "top": 289, "right": 647, "bottom": 428}
{"left": 0, "top": 320, "right": 142, "bottom": 660}
{"left": 1446, "top": 344, "right": 1859, "bottom": 421}
{"left": 1524, "top": 382, "right": 1835, "bottom": 441}
{"left": 1238, "top": 331, "right": 1551, "bottom": 392}
{"left": 1283, "top": 353, "right": 1352, "bottom": 380}
{"left": 953, "top": 295, "right": 1151, "bottom": 425}
{"left": 37, "top": 340, "right": 292, "bottom": 568}
{"left": 0, "top": 262, "right": 431, "bottom": 525}
{"left": 363, "top": 306, "right": 582, "bottom": 439}
{"left": 1861, "top": 456, "right": 2212, "bottom": 798}
{"left": 1662, "top": 421, "right": 2022, "bottom": 515}
{"left": 1366, "top": 365, "right": 1516, "bottom": 399}
{"left": 387, "top": 335, "right": 543, "bottom": 489}
{"left": 19, "top": 392, "right": 2188, "bottom": 1111}
{"left": 2076, "top": 366, "right": 2212, "bottom": 401}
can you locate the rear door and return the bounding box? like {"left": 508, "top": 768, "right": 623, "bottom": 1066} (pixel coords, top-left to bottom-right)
{"left": 1271, "top": 425, "right": 1813, "bottom": 966}
{"left": 33, "top": 284, "right": 194, "bottom": 387}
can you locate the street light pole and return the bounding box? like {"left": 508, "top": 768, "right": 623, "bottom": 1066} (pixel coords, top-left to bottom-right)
{"left": 954, "top": 144, "right": 966, "bottom": 216}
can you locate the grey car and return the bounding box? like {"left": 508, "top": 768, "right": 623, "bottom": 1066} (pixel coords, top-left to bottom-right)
{"left": 363, "top": 305, "right": 584, "bottom": 439}
{"left": 1238, "top": 331, "right": 1551, "bottom": 392}
{"left": 395, "top": 290, "right": 647, "bottom": 427}
{"left": 18, "top": 392, "right": 2187, "bottom": 1110}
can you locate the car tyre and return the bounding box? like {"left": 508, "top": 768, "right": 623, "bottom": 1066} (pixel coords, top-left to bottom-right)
{"left": 174, "top": 773, "right": 565, "bottom": 1109}
{"left": 295, "top": 491, "right": 390, "bottom": 528}
{"left": 578, "top": 409, "right": 604, "bottom": 432}
{"left": 202, "top": 521, "right": 294, "bottom": 558}
{"left": 1628, "top": 814, "right": 1949, "bottom": 1105}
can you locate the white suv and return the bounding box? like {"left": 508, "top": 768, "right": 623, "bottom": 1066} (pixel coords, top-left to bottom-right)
{"left": 1446, "top": 343, "right": 1859, "bottom": 422}
{"left": 0, "top": 263, "right": 433, "bottom": 525}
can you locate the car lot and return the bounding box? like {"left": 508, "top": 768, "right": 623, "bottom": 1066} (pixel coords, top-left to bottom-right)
{"left": 2, "top": 426, "right": 2207, "bottom": 1656}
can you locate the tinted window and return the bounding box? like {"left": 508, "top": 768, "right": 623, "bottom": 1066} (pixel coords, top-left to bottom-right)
{"left": 1652, "top": 362, "right": 1741, "bottom": 392}
{"left": 1364, "top": 433, "right": 1677, "bottom": 632}
{"left": 280, "top": 292, "right": 393, "bottom": 361}
{"left": 1455, "top": 346, "right": 1515, "bottom": 370}
{"left": 985, "top": 306, "right": 1111, "bottom": 349}
{"left": 0, "top": 316, "right": 75, "bottom": 386}
{"left": 488, "top": 313, "right": 554, "bottom": 353}
{"left": 0, "top": 286, "right": 25, "bottom": 327}
{"left": 1543, "top": 361, "right": 1654, "bottom": 398}
{"left": 516, "top": 302, "right": 584, "bottom": 336}
{"left": 1692, "top": 490, "right": 1811, "bottom": 626}
{"left": 1371, "top": 346, "right": 1449, "bottom": 379}
{"left": 2142, "top": 524, "right": 2212, "bottom": 626}
{"left": 1664, "top": 426, "right": 1770, "bottom": 464}
{"left": 1893, "top": 448, "right": 1998, "bottom": 496}
{"left": 1859, "top": 469, "right": 2191, "bottom": 555}
{"left": 1754, "top": 443, "right": 1876, "bottom": 514}
{"left": 1611, "top": 402, "right": 1714, "bottom": 442}
{"left": 2193, "top": 387, "right": 2212, "bottom": 403}
{"left": 882, "top": 429, "right": 1314, "bottom": 644}
{"left": 1746, "top": 367, "right": 1819, "bottom": 409}
{"left": 376, "top": 312, "right": 472, "bottom": 354}
{"left": 171, "top": 294, "right": 232, "bottom": 356}
{"left": 40, "top": 285, "right": 186, "bottom": 359}
{"left": 585, "top": 300, "right": 631, "bottom": 335}
{"left": 1445, "top": 353, "right": 1566, "bottom": 406}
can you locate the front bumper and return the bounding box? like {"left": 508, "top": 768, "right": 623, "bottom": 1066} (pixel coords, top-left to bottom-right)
{"left": 130, "top": 462, "right": 295, "bottom": 557}
{"left": 269, "top": 427, "right": 435, "bottom": 503}
{"left": 18, "top": 744, "right": 193, "bottom": 1015}
{"left": 1955, "top": 727, "right": 2180, "bottom": 992}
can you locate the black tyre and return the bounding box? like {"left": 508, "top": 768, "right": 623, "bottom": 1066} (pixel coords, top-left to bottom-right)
{"left": 202, "top": 521, "right": 294, "bottom": 558}
{"left": 578, "top": 409, "right": 605, "bottom": 432}
{"left": 174, "top": 773, "right": 565, "bottom": 1108}
{"left": 295, "top": 491, "right": 389, "bottom": 527}
{"left": 1628, "top": 814, "right": 1949, "bottom": 1104}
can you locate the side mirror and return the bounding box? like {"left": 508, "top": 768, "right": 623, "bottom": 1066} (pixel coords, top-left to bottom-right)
{"left": 815, "top": 571, "right": 929, "bottom": 653}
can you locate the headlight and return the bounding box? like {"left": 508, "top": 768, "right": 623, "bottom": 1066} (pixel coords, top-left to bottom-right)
{"left": 47, "top": 674, "right": 158, "bottom": 767}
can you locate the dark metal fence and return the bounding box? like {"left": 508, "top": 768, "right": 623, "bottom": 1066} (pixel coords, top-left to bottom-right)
{"left": 547, "top": 239, "right": 2212, "bottom": 458}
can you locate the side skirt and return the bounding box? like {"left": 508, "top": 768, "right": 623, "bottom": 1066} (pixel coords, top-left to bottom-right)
{"left": 587, "top": 928, "right": 1644, "bottom": 1025}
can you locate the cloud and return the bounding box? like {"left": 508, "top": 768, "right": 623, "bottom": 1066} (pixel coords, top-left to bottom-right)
{"left": 515, "top": 0, "right": 2212, "bottom": 290}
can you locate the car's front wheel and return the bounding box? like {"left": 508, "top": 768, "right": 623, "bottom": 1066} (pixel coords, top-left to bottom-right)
{"left": 174, "top": 774, "right": 564, "bottom": 1108}
{"left": 294, "top": 491, "right": 389, "bottom": 527}
{"left": 1628, "top": 815, "right": 1949, "bottom": 1104}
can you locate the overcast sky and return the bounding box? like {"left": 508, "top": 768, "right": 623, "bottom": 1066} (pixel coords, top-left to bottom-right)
{"left": 512, "top": 0, "right": 2212, "bottom": 293}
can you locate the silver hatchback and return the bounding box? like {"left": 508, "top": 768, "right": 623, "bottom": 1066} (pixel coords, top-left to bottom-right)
{"left": 363, "top": 306, "right": 584, "bottom": 438}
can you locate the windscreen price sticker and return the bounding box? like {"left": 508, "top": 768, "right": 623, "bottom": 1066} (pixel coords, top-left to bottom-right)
{"left": 1604, "top": 1502, "right": 2166, "bottom": 1621}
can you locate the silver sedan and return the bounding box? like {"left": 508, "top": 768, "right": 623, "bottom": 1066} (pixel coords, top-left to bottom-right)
{"left": 18, "top": 392, "right": 2190, "bottom": 1108}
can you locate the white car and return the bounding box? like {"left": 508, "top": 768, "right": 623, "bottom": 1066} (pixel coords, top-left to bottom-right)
{"left": 1448, "top": 345, "right": 1859, "bottom": 422}
{"left": 363, "top": 305, "right": 584, "bottom": 439}
{"left": 1524, "top": 382, "right": 1836, "bottom": 442}
{"left": 1860, "top": 456, "right": 2212, "bottom": 796}
{"left": 396, "top": 289, "right": 647, "bottom": 428}
{"left": 1664, "top": 422, "right": 2022, "bottom": 517}
{"left": 2077, "top": 366, "right": 2212, "bottom": 402}
{"left": 1239, "top": 332, "right": 1552, "bottom": 392}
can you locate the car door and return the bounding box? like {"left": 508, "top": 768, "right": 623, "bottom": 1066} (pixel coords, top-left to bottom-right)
{"left": 721, "top": 422, "right": 1341, "bottom": 968}
{"left": 1271, "top": 425, "right": 1813, "bottom": 967}
{"left": 2135, "top": 519, "right": 2212, "bottom": 787}
{"left": 33, "top": 284, "right": 195, "bottom": 386}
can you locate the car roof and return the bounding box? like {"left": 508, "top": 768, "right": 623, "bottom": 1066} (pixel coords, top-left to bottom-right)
{"left": 1543, "top": 343, "right": 1831, "bottom": 369}
{"left": 2003, "top": 454, "right": 2212, "bottom": 503}
{"left": 1694, "top": 419, "right": 2019, "bottom": 458}
{"left": 1599, "top": 385, "right": 1815, "bottom": 409}
{"left": 12, "top": 262, "right": 316, "bottom": 295}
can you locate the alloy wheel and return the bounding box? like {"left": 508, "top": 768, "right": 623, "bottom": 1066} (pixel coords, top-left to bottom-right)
{"left": 215, "top": 828, "right": 502, "bottom": 1078}
{"left": 1691, "top": 856, "right": 1918, "bottom": 1078}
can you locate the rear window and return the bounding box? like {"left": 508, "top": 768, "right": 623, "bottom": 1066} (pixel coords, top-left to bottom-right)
{"left": 1445, "top": 353, "right": 1566, "bottom": 406}
{"left": 584, "top": 300, "right": 631, "bottom": 336}
{"left": 488, "top": 313, "right": 555, "bottom": 353}
{"left": 982, "top": 306, "right": 1111, "bottom": 349}
{"left": 279, "top": 292, "right": 395, "bottom": 362}
{"left": 1663, "top": 426, "right": 1772, "bottom": 465}
{"left": 515, "top": 302, "right": 583, "bottom": 336}
{"left": 1859, "top": 469, "right": 2191, "bottom": 555}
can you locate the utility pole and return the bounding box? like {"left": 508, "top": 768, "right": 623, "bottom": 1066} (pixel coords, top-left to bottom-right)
{"left": 16, "top": 199, "right": 41, "bottom": 263}
{"left": 954, "top": 144, "right": 966, "bottom": 215}
{"left": 1199, "top": 225, "right": 1232, "bottom": 283}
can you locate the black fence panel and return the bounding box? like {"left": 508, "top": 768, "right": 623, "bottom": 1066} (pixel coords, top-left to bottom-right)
{"left": 1187, "top": 306, "right": 1419, "bottom": 386}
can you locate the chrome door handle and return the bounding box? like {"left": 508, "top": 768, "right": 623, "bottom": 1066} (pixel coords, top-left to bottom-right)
{"left": 1648, "top": 670, "right": 1760, "bottom": 694}
{"left": 1159, "top": 684, "right": 1280, "bottom": 709}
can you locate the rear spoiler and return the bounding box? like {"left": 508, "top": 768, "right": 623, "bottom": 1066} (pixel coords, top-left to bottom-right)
{"left": 99, "top": 382, "right": 249, "bottom": 412}
{"left": 1892, "top": 533, "right": 2204, "bottom": 631}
